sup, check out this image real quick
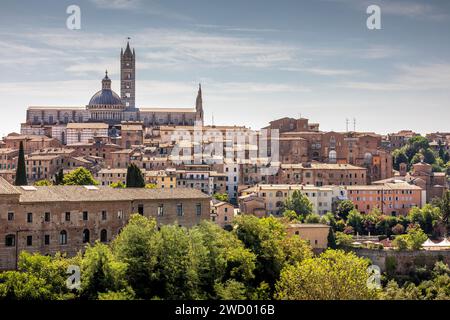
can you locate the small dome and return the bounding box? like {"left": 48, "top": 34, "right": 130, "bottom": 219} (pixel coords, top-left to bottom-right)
{"left": 89, "top": 89, "right": 122, "bottom": 106}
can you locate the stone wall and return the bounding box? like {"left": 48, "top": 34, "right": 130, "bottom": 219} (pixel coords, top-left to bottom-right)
{"left": 351, "top": 248, "right": 450, "bottom": 273}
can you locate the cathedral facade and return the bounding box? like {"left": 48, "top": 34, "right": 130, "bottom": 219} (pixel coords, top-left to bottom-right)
{"left": 25, "top": 41, "right": 204, "bottom": 128}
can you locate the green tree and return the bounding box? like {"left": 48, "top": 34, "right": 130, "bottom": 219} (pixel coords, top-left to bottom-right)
{"left": 110, "top": 181, "right": 126, "bottom": 188}
{"left": 282, "top": 190, "right": 313, "bottom": 221}
{"left": 214, "top": 280, "right": 247, "bottom": 300}
{"left": 53, "top": 168, "right": 64, "bottom": 185}
{"left": 63, "top": 167, "right": 99, "bottom": 186}
{"left": 145, "top": 183, "right": 157, "bottom": 189}
{"left": 14, "top": 141, "right": 27, "bottom": 186}
{"left": 233, "top": 215, "right": 286, "bottom": 290}
{"left": 0, "top": 251, "right": 79, "bottom": 300}
{"left": 434, "top": 191, "right": 450, "bottom": 231}
{"left": 194, "top": 221, "right": 256, "bottom": 299}
{"left": 327, "top": 228, "right": 337, "bottom": 249}
{"left": 112, "top": 214, "right": 158, "bottom": 298}
{"left": 305, "top": 213, "right": 321, "bottom": 224}
{"left": 336, "top": 200, "right": 355, "bottom": 221}
{"left": 81, "top": 242, "right": 132, "bottom": 300}
{"left": 126, "top": 163, "right": 145, "bottom": 188}
{"left": 213, "top": 193, "right": 229, "bottom": 202}
{"left": 335, "top": 232, "right": 353, "bottom": 248}
{"left": 392, "top": 148, "right": 409, "bottom": 171}
{"left": 151, "top": 225, "right": 207, "bottom": 299}
{"left": 347, "top": 209, "right": 364, "bottom": 235}
{"left": 393, "top": 225, "right": 427, "bottom": 250}
{"left": 408, "top": 205, "right": 441, "bottom": 235}
{"left": 275, "top": 250, "right": 376, "bottom": 300}
{"left": 34, "top": 179, "right": 52, "bottom": 186}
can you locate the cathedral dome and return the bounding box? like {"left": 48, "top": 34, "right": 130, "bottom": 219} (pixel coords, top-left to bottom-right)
{"left": 88, "top": 71, "right": 123, "bottom": 106}
{"left": 89, "top": 89, "right": 122, "bottom": 106}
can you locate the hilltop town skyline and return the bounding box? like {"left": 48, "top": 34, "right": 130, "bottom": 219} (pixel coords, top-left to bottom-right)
{"left": 1, "top": 0, "right": 450, "bottom": 136}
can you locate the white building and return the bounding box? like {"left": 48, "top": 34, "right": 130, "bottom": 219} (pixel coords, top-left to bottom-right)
{"left": 240, "top": 184, "right": 348, "bottom": 215}
{"left": 66, "top": 123, "right": 109, "bottom": 145}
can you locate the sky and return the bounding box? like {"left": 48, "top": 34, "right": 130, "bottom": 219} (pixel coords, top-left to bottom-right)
{"left": 0, "top": 0, "right": 449, "bottom": 137}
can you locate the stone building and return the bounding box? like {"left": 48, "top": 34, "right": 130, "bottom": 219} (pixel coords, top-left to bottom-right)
{"left": 286, "top": 223, "right": 330, "bottom": 252}
{"left": 347, "top": 180, "right": 425, "bottom": 216}
{"left": 210, "top": 199, "right": 235, "bottom": 228}
{"left": 66, "top": 123, "right": 109, "bottom": 145}
{"left": 2, "top": 134, "right": 61, "bottom": 154}
{"left": 120, "top": 122, "right": 144, "bottom": 149}
{"left": 0, "top": 177, "right": 210, "bottom": 270}
{"left": 239, "top": 184, "right": 347, "bottom": 215}
{"left": 275, "top": 163, "right": 367, "bottom": 186}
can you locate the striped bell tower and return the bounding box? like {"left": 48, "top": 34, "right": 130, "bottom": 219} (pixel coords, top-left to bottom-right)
{"left": 120, "top": 39, "right": 136, "bottom": 110}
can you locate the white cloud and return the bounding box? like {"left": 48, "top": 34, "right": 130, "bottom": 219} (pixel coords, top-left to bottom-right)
{"left": 89, "top": 0, "right": 142, "bottom": 10}
{"left": 339, "top": 63, "right": 450, "bottom": 91}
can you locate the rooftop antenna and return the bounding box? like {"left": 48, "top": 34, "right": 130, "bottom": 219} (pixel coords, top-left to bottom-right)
{"left": 346, "top": 118, "right": 349, "bottom": 132}
{"left": 212, "top": 113, "right": 215, "bottom": 126}
{"left": 353, "top": 118, "right": 356, "bottom": 132}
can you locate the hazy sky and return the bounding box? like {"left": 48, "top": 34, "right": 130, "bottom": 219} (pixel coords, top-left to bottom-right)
{"left": 0, "top": 0, "right": 449, "bottom": 137}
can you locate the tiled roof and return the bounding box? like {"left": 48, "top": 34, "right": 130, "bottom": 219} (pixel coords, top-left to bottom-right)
{"left": 17, "top": 185, "right": 210, "bottom": 203}
{"left": 0, "top": 177, "right": 21, "bottom": 195}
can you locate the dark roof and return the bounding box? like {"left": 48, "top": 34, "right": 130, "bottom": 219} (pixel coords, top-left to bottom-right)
{"left": 89, "top": 89, "right": 123, "bottom": 106}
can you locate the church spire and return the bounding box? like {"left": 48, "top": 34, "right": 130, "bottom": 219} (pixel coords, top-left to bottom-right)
{"left": 196, "top": 83, "right": 204, "bottom": 124}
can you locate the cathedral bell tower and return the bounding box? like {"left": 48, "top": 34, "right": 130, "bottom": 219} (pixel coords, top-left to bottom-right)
{"left": 120, "top": 40, "right": 136, "bottom": 110}
{"left": 195, "top": 83, "right": 204, "bottom": 125}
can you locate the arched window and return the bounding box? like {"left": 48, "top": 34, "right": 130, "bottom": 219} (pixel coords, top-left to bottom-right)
{"left": 82, "top": 229, "right": 90, "bottom": 243}
{"left": 329, "top": 150, "right": 337, "bottom": 163}
{"left": 275, "top": 191, "right": 283, "bottom": 197}
{"left": 100, "top": 229, "right": 107, "bottom": 243}
{"left": 59, "top": 230, "right": 67, "bottom": 245}
{"left": 5, "top": 234, "right": 15, "bottom": 247}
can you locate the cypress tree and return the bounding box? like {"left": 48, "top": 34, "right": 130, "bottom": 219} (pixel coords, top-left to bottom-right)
{"left": 126, "top": 163, "right": 145, "bottom": 188}
{"left": 15, "top": 141, "right": 27, "bottom": 186}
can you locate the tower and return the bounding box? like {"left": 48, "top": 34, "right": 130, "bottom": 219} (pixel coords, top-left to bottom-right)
{"left": 195, "top": 83, "right": 204, "bottom": 124}
{"left": 121, "top": 40, "right": 136, "bottom": 110}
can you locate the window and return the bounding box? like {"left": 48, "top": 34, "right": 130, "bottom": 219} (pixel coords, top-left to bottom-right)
{"left": 177, "top": 204, "right": 183, "bottom": 216}
{"left": 5, "top": 234, "right": 15, "bottom": 247}
{"left": 7, "top": 212, "right": 14, "bottom": 221}
{"left": 100, "top": 229, "right": 107, "bottom": 243}
{"left": 82, "top": 229, "right": 90, "bottom": 243}
{"left": 83, "top": 211, "right": 88, "bottom": 221}
{"left": 60, "top": 230, "right": 67, "bottom": 245}
{"left": 26, "top": 235, "right": 33, "bottom": 246}
{"left": 65, "top": 212, "right": 71, "bottom": 222}
{"left": 138, "top": 204, "right": 144, "bottom": 215}
{"left": 158, "top": 204, "right": 164, "bottom": 216}
{"left": 117, "top": 210, "right": 124, "bottom": 219}
{"left": 102, "top": 210, "right": 107, "bottom": 221}
{"left": 44, "top": 212, "right": 50, "bottom": 222}
{"left": 27, "top": 212, "right": 33, "bottom": 223}
{"left": 196, "top": 203, "right": 202, "bottom": 216}
{"left": 44, "top": 235, "right": 50, "bottom": 245}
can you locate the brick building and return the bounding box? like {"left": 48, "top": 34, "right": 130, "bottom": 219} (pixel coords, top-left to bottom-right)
{"left": 0, "top": 177, "right": 210, "bottom": 270}
{"left": 346, "top": 180, "right": 425, "bottom": 216}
